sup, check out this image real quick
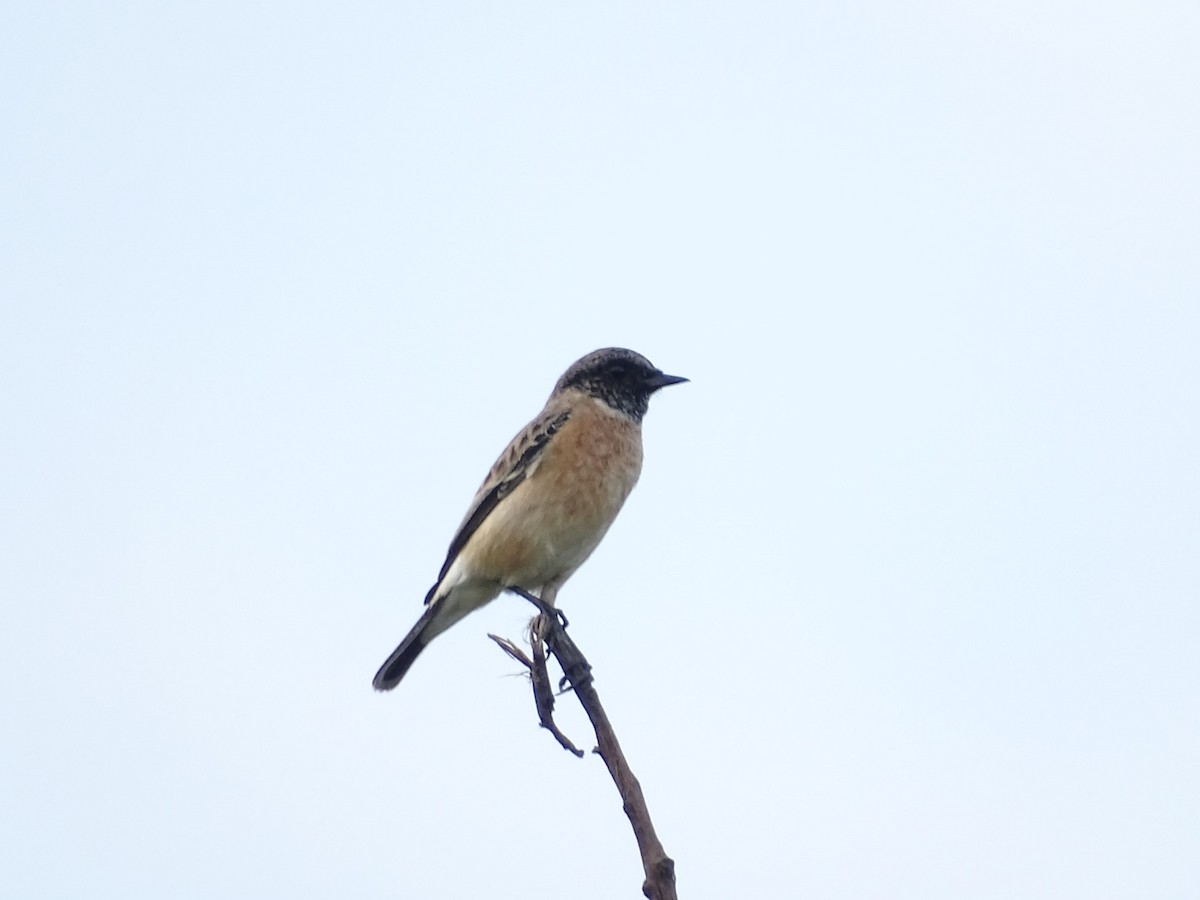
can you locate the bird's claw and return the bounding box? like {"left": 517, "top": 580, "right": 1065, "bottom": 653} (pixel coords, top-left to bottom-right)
{"left": 558, "top": 662, "right": 592, "bottom": 692}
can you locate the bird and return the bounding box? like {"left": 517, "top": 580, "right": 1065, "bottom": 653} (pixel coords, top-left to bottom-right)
{"left": 372, "top": 347, "right": 687, "bottom": 691}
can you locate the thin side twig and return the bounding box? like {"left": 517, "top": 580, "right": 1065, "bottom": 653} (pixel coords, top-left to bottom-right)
{"left": 488, "top": 633, "right": 584, "bottom": 757}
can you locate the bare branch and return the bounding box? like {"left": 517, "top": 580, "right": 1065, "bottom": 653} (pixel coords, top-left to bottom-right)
{"left": 495, "top": 588, "right": 678, "bottom": 900}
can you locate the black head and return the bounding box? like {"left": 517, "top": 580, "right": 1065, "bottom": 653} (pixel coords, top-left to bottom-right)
{"left": 553, "top": 348, "right": 688, "bottom": 422}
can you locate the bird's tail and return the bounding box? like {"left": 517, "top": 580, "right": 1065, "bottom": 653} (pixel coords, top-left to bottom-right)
{"left": 373, "top": 581, "right": 502, "bottom": 691}
{"left": 372, "top": 603, "right": 439, "bottom": 691}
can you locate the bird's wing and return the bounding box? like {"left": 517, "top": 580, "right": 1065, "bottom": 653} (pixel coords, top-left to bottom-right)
{"left": 424, "top": 405, "right": 572, "bottom": 603}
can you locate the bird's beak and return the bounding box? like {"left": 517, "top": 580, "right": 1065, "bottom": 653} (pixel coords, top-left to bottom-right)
{"left": 645, "top": 371, "right": 689, "bottom": 390}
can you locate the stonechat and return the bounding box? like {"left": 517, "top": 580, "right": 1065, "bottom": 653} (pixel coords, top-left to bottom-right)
{"left": 372, "top": 347, "right": 687, "bottom": 691}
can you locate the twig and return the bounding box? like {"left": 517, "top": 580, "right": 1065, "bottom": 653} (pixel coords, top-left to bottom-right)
{"left": 488, "top": 633, "right": 584, "bottom": 757}
{"left": 499, "top": 588, "right": 678, "bottom": 900}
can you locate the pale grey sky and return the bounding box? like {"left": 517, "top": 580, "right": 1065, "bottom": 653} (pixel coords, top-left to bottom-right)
{"left": 2, "top": 3, "right": 1198, "bottom": 898}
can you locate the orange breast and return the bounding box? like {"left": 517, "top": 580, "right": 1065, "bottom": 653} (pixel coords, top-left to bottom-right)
{"left": 465, "top": 399, "right": 644, "bottom": 587}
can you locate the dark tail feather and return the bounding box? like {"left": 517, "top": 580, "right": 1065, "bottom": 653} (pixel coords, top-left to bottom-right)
{"left": 373, "top": 604, "right": 438, "bottom": 691}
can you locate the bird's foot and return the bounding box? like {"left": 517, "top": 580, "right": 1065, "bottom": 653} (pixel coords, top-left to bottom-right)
{"left": 508, "top": 586, "right": 568, "bottom": 629}
{"left": 557, "top": 661, "right": 592, "bottom": 693}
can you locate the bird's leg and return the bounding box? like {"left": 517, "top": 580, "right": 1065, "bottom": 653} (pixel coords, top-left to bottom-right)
{"left": 525, "top": 586, "right": 591, "bottom": 691}
{"left": 508, "top": 585, "right": 569, "bottom": 629}
{"left": 508, "top": 585, "right": 552, "bottom": 617}
{"left": 507, "top": 585, "right": 589, "bottom": 689}
{"left": 508, "top": 586, "right": 557, "bottom": 645}
{"left": 539, "top": 584, "right": 569, "bottom": 629}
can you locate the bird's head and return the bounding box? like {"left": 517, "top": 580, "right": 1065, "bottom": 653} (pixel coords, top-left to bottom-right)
{"left": 554, "top": 348, "right": 688, "bottom": 422}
